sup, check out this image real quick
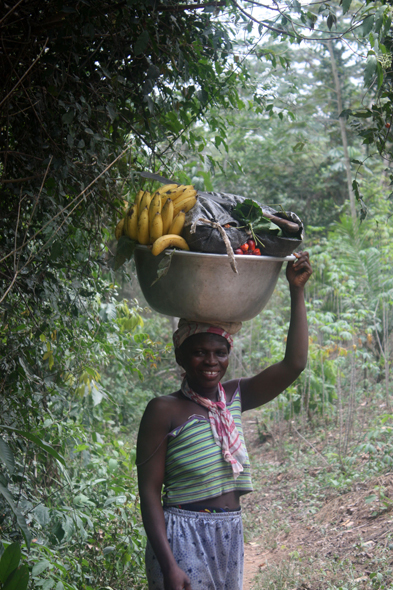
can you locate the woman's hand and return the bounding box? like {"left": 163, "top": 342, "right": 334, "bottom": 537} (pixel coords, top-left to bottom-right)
{"left": 286, "top": 251, "right": 312, "bottom": 289}
{"left": 164, "top": 564, "right": 192, "bottom": 590}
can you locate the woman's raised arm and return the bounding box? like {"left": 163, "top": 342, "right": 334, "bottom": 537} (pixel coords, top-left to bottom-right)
{"left": 240, "top": 251, "right": 312, "bottom": 412}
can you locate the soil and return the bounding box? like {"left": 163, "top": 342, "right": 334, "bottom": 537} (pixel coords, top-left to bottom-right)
{"left": 241, "top": 412, "right": 393, "bottom": 590}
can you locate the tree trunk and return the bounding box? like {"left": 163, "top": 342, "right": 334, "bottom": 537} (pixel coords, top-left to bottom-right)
{"left": 327, "top": 40, "right": 357, "bottom": 222}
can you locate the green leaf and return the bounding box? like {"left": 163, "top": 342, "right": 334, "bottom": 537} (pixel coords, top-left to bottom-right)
{"left": 2, "top": 565, "right": 29, "bottom": 590}
{"left": 0, "top": 543, "right": 21, "bottom": 583}
{"left": 364, "top": 54, "right": 377, "bottom": 87}
{"left": 293, "top": 142, "right": 305, "bottom": 152}
{"left": 113, "top": 236, "right": 137, "bottom": 271}
{"left": 362, "top": 15, "right": 374, "bottom": 37}
{"left": 232, "top": 199, "right": 283, "bottom": 237}
{"left": 342, "top": 0, "right": 352, "bottom": 15}
{"left": 0, "top": 437, "right": 15, "bottom": 475}
{"left": 365, "top": 494, "right": 378, "bottom": 503}
{"left": 33, "top": 504, "right": 50, "bottom": 527}
{"left": 199, "top": 171, "right": 214, "bottom": 191}
{"left": 108, "top": 458, "right": 118, "bottom": 473}
{"left": 62, "top": 110, "right": 74, "bottom": 125}
{"left": 134, "top": 30, "right": 149, "bottom": 56}
{"left": 0, "top": 426, "right": 66, "bottom": 466}
{"left": 327, "top": 14, "right": 336, "bottom": 31}
{"left": 351, "top": 109, "right": 372, "bottom": 118}
{"left": 233, "top": 199, "right": 266, "bottom": 225}
{"left": 84, "top": 366, "right": 100, "bottom": 379}
{"left": 103, "top": 495, "right": 127, "bottom": 507}
{"left": 150, "top": 250, "right": 175, "bottom": 286}
{"left": 32, "top": 559, "right": 52, "bottom": 577}
{"left": 0, "top": 485, "right": 31, "bottom": 549}
{"left": 91, "top": 382, "right": 104, "bottom": 406}
{"left": 121, "top": 315, "right": 143, "bottom": 332}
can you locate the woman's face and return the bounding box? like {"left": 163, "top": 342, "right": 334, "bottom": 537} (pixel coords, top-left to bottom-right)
{"left": 176, "top": 333, "right": 229, "bottom": 395}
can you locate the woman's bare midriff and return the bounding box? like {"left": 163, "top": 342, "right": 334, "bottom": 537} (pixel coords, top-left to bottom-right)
{"left": 167, "top": 490, "right": 241, "bottom": 511}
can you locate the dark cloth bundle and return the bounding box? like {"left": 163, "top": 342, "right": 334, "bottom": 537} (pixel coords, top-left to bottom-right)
{"left": 183, "top": 191, "right": 303, "bottom": 257}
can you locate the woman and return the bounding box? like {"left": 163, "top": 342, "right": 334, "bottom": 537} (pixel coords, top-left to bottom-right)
{"left": 137, "top": 251, "right": 312, "bottom": 590}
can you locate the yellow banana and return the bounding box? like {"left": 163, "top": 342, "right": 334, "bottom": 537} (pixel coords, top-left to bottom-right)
{"left": 137, "top": 206, "right": 150, "bottom": 245}
{"left": 161, "top": 194, "right": 171, "bottom": 208}
{"left": 149, "top": 193, "right": 162, "bottom": 224}
{"left": 115, "top": 218, "right": 125, "bottom": 240}
{"left": 161, "top": 198, "right": 174, "bottom": 234}
{"left": 173, "top": 187, "right": 197, "bottom": 205}
{"left": 155, "top": 183, "right": 179, "bottom": 196}
{"left": 125, "top": 204, "right": 138, "bottom": 240}
{"left": 150, "top": 212, "right": 163, "bottom": 243}
{"left": 173, "top": 195, "right": 197, "bottom": 217}
{"left": 134, "top": 190, "right": 146, "bottom": 214}
{"left": 151, "top": 234, "right": 190, "bottom": 256}
{"left": 161, "top": 185, "right": 188, "bottom": 200}
{"left": 139, "top": 191, "right": 152, "bottom": 218}
{"left": 168, "top": 210, "right": 185, "bottom": 235}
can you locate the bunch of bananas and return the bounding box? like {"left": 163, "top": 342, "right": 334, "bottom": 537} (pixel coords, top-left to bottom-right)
{"left": 115, "top": 184, "right": 197, "bottom": 256}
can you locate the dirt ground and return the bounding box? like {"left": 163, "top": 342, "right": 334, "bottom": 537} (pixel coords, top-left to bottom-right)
{"left": 241, "top": 413, "right": 393, "bottom": 590}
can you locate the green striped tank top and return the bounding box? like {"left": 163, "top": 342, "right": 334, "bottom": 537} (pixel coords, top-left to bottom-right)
{"left": 163, "top": 383, "right": 253, "bottom": 505}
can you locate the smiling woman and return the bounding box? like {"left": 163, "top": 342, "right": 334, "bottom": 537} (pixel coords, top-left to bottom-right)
{"left": 136, "top": 252, "right": 312, "bottom": 590}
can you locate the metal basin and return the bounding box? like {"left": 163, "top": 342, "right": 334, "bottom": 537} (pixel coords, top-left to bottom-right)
{"left": 134, "top": 246, "right": 294, "bottom": 323}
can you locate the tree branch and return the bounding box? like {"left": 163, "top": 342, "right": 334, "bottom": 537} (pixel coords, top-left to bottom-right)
{"left": 231, "top": 0, "right": 296, "bottom": 38}
{"left": 0, "top": 0, "right": 26, "bottom": 26}
{"left": 0, "top": 38, "right": 49, "bottom": 110}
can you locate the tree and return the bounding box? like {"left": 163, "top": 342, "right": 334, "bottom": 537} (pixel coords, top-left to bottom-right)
{"left": 185, "top": 37, "right": 372, "bottom": 227}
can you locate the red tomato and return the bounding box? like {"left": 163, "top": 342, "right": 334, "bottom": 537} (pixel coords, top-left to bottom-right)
{"left": 253, "top": 248, "right": 261, "bottom": 256}
{"left": 240, "top": 243, "right": 249, "bottom": 253}
{"left": 234, "top": 248, "right": 243, "bottom": 255}
{"left": 247, "top": 239, "right": 256, "bottom": 251}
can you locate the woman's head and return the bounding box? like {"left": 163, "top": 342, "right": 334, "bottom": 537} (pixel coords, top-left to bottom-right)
{"left": 173, "top": 319, "right": 242, "bottom": 393}
{"left": 175, "top": 332, "right": 230, "bottom": 392}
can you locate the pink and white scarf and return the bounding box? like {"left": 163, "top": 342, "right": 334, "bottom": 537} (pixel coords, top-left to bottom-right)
{"left": 181, "top": 378, "right": 246, "bottom": 479}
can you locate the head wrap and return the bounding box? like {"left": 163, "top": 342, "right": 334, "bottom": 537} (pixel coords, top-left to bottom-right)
{"left": 173, "top": 318, "right": 242, "bottom": 351}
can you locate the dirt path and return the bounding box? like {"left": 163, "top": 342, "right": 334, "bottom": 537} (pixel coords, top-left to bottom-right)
{"left": 241, "top": 412, "right": 393, "bottom": 590}
{"left": 243, "top": 542, "right": 265, "bottom": 589}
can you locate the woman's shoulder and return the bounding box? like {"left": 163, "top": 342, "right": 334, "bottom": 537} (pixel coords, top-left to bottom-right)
{"left": 144, "top": 390, "right": 182, "bottom": 412}
{"left": 142, "top": 390, "right": 189, "bottom": 424}
{"left": 143, "top": 390, "right": 209, "bottom": 433}
{"left": 137, "top": 391, "right": 183, "bottom": 442}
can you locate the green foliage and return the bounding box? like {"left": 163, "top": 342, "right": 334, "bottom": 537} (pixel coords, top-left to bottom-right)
{"left": 0, "top": 288, "right": 163, "bottom": 586}
{"left": 0, "top": 543, "right": 29, "bottom": 590}
{"left": 233, "top": 199, "right": 283, "bottom": 236}
{"left": 21, "top": 421, "right": 146, "bottom": 589}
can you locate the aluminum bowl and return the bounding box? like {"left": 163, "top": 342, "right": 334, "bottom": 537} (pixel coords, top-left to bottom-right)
{"left": 134, "top": 245, "right": 295, "bottom": 323}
